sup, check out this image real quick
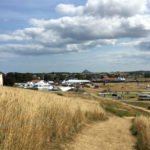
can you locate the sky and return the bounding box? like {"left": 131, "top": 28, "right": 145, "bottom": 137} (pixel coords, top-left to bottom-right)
{"left": 0, "top": 0, "right": 150, "bottom": 73}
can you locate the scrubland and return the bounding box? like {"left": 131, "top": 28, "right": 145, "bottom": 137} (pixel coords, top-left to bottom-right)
{"left": 0, "top": 87, "right": 106, "bottom": 150}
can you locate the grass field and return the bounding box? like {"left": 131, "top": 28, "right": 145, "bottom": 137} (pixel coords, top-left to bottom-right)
{"left": 83, "top": 82, "right": 150, "bottom": 94}
{"left": 100, "top": 82, "right": 150, "bottom": 92}
{"left": 0, "top": 87, "right": 106, "bottom": 150}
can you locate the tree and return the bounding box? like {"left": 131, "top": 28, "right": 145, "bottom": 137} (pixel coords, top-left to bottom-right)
{"left": 4, "top": 73, "right": 16, "bottom": 86}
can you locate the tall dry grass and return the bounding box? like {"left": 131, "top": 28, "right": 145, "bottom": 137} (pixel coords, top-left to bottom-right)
{"left": 0, "top": 87, "right": 106, "bottom": 150}
{"left": 133, "top": 116, "right": 150, "bottom": 150}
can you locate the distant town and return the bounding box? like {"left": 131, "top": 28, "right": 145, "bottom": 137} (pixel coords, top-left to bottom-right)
{"left": 1, "top": 70, "right": 150, "bottom": 86}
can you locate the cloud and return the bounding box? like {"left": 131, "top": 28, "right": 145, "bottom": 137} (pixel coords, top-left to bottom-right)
{"left": 56, "top": 4, "right": 84, "bottom": 15}
{"left": 86, "top": 0, "right": 148, "bottom": 17}
{"left": 57, "top": 0, "right": 148, "bottom": 17}
{"left": 0, "top": 0, "right": 150, "bottom": 57}
{"left": 120, "top": 37, "right": 150, "bottom": 51}
{"left": 95, "top": 50, "right": 150, "bottom": 65}
{"left": 137, "top": 40, "right": 150, "bottom": 51}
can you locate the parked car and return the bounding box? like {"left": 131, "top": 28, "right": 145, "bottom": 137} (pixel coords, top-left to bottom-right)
{"left": 138, "top": 94, "right": 150, "bottom": 101}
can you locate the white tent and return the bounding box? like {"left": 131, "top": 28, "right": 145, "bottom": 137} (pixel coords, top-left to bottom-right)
{"left": 59, "top": 86, "right": 74, "bottom": 92}
{"left": 62, "top": 79, "right": 91, "bottom": 85}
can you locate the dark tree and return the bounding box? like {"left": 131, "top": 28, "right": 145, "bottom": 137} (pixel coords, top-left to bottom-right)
{"left": 4, "top": 73, "right": 16, "bottom": 86}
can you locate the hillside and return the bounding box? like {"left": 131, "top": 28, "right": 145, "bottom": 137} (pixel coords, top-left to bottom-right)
{"left": 0, "top": 87, "right": 150, "bottom": 150}
{"left": 0, "top": 87, "right": 106, "bottom": 150}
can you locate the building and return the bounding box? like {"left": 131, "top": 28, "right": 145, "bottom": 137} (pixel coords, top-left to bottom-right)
{"left": 62, "top": 79, "right": 91, "bottom": 86}
{"left": 0, "top": 74, "right": 3, "bottom": 86}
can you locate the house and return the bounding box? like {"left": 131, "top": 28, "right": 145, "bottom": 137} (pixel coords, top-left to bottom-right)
{"left": 101, "top": 77, "right": 126, "bottom": 83}
{"left": 24, "top": 80, "right": 53, "bottom": 90}
{"left": 102, "top": 77, "right": 115, "bottom": 82}
{"left": 32, "top": 80, "right": 53, "bottom": 90}
{"left": 0, "top": 74, "right": 3, "bottom": 86}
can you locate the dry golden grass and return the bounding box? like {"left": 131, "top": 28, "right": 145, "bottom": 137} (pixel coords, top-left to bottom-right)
{"left": 133, "top": 116, "right": 150, "bottom": 150}
{"left": 0, "top": 87, "right": 106, "bottom": 150}
{"left": 108, "top": 82, "right": 150, "bottom": 92}
{"left": 84, "top": 82, "right": 150, "bottom": 93}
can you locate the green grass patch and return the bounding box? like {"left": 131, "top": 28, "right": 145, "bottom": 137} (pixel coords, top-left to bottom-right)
{"left": 101, "top": 100, "right": 150, "bottom": 117}
{"left": 123, "top": 101, "right": 150, "bottom": 109}
{"left": 122, "top": 93, "right": 137, "bottom": 99}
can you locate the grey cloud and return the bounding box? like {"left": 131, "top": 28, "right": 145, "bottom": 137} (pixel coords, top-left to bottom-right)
{"left": 85, "top": 0, "right": 148, "bottom": 17}
{"left": 138, "top": 41, "right": 150, "bottom": 51}
{"left": 0, "top": 0, "right": 150, "bottom": 56}
{"left": 0, "top": 15, "right": 150, "bottom": 56}
{"left": 31, "top": 16, "right": 150, "bottom": 40}
{"left": 96, "top": 50, "right": 150, "bottom": 65}
{"left": 0, "top": 43, "right": 79, "bottom": 56}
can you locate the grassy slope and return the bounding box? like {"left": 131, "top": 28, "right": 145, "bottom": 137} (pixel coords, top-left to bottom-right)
{"left": 0, "top": 87, "right": 106, "bottom": 150}
{"left": 0, "top": 86, "right": 149, "bottom": 150}
{"left": 61, "top": 92, "right": 150, "bottom": 117}
{"left": 62, "top": 85, "right": 150, "bottom": 150}
{"left": 63, "top": 91, "right": 150, "bottom": 150}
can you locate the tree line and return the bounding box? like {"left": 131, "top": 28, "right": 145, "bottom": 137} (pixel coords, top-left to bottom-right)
{"left": 2, "top": 71, "right": 150, "bottom": 86}
{"left": 2, "top": 72, "right": 94, "bottom": 86}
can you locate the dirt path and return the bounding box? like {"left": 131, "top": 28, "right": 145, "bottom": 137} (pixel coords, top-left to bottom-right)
{"left": 64, "top": 117, "right": 136, "bottom": 150}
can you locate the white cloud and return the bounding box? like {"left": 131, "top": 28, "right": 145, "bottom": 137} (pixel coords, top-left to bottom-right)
{"left": 56, "top": 4, "right": 84, "bottom": 15}
{"left": 85, "top": 0, "right": 148, "bottom": 17}
{"left": 0, "top": 0, "right": 149, "bottom": 58}
{"left": 56, "top": 0, "right": 148, "bottom": 17}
